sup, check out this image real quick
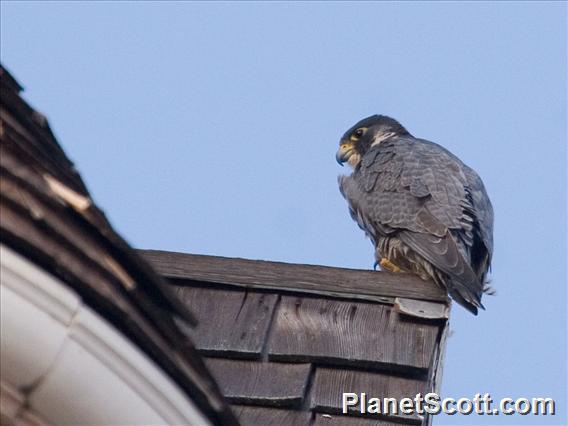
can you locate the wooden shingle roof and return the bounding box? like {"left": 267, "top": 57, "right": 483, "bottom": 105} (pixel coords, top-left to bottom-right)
{"left": 1, "top": 63, "right": 451, "bottom": 425}
{"left": 0, "top": 65, "right": 237, "bottom": 425}
{"left": 142, "top": 249, "right": 451, "bottom": 425}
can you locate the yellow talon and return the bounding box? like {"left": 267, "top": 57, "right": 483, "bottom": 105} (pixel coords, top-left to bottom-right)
{"left": 380, "top": 258, "right": 402, "bottom": 273}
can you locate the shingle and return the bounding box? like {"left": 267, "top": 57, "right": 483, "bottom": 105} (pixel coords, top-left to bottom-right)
{"left": 206, "top": 358, "right": 311, "bottom": 407}
{"left": 232, "top": 405, "right": 312, "bottom": 426}
{"left": 314, "top": 413, "right": 401, "bottom": 426}
{"left": 268, "top": 296, "right": 439, "bottom": 374}
{"left": 311, "top": 368, "right": 427, "bottom": 424}
{"left": 176, "top": 286, "right": 278, "bottom": 357}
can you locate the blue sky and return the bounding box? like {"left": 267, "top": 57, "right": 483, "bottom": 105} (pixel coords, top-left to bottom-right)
{"left": 2, "top": 2, "right": 566, "bottom": 424}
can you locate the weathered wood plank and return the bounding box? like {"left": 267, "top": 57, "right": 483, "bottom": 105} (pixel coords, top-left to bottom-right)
{"left": 424, "top": 318, "right": 450, "bottom": 426}
{"left": 314, "top": 413, "right": 402, "bottom": 426}
{"left": 175, "top": 286, "right": 278, "bottom": 357}
{"left": 140, "top": 249, "right": 447, "bottom": 303}
{"left": 231, "top": 405, "right": 312, "bottom": 426}
{"left": 205, "top": 358, "right": 311, "bottom": 406}
{"left": 268, "top": 296, "right": 439, "bottom": 374}
{"left": 311, "top": 368, "right": 427, "bottom": 424}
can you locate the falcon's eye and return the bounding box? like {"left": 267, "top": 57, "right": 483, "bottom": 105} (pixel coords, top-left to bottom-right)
{"left": 352, "top": 128, "right": 365, "bottom": 140}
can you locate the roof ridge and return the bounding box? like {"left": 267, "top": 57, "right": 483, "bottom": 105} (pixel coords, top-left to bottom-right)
{"left": 139, "top": 249, "right": 448, "bottom": 304}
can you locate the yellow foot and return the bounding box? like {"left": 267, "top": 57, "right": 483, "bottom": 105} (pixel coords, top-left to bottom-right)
{"left": 380, "top": 258, "right": 402, "bottom": 273}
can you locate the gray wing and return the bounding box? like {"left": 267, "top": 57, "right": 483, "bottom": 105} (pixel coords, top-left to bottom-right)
{"left": 463, "top": 166, "right": 494, "bottom": 261}
{"left": 339, "top": 137, "right": 489, "bottom": 309}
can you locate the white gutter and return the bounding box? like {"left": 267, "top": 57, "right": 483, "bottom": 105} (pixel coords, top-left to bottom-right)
{"left": 0, "top": 244, "right": 211, "bottom": 426}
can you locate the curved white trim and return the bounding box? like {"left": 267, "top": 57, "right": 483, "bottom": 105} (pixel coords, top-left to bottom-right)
{"left": 0, "top": 245, "right": 211, "bottom": 426}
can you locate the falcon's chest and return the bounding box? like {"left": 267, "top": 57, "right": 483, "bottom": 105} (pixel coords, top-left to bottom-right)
{"left": 339, "top": 176, "right": 379, "bottom": 244}
{"left": 339, "top": 145, "right": 406, "bottom": 244}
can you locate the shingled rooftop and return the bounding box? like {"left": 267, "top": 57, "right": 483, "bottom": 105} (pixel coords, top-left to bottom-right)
{"left": 142, "top": 249, "right": 451, "bottom": 426}
{"left": 1, "top": 63, "right": 450, "bottom": 426}
{"left": 1, "top": 65, "right": 237, "bottom": 425}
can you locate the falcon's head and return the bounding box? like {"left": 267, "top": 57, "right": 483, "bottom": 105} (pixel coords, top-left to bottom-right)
{"left": 336, "top": 115, "right": 410, "bottom": 168}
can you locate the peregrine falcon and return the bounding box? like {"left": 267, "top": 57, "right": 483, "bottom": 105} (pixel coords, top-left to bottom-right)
{"left": 337, "top": 115, "right": 493, "bottom": 314}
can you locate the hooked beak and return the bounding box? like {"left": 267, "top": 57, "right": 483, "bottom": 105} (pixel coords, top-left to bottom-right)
{"left": 336, "top": 142, "right": 355, "bottom": 166}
